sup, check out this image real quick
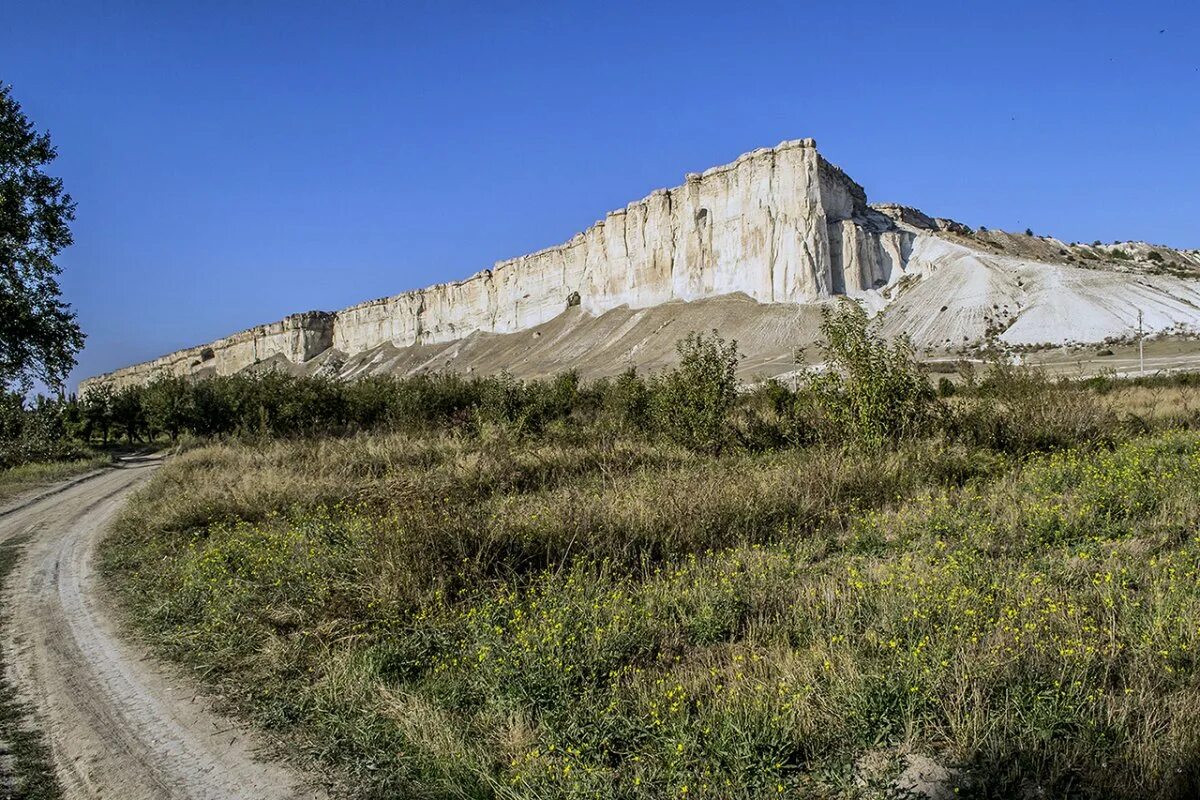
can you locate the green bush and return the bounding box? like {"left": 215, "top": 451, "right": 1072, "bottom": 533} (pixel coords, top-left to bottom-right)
{"left": 47, "top": 327, "right": 1167, "bottom": 464}
{"left": 596, "top": 367, "right": 652, "bottom": 435}
{"left": 952, "top": 361, "right": 1117, "bottom": 455}
{"left": 805, "top": 302, "right": 941, "bottom": 447}
{"left": 732, "top": 379, "right": 815, "bottom": 451}
{"left": 651, "top": 331, "right": 741, "bottom": 453}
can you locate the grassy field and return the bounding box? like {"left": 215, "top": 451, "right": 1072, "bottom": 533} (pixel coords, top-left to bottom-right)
{"left": 102, "top": 390, "right": 1200, "bottom": 798}
{"left": 94, "top": 313, "right": 1200, "bottom": 798}
{"left": 0, "top": 456, "right": 111, "bottom": 505}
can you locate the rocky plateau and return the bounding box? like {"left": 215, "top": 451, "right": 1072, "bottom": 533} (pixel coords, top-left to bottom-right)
{"left": 81, "top": 140, "right": 1200, "bottom": 391}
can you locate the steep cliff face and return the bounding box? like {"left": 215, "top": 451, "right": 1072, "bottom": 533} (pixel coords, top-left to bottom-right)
{"left": 82, "top": 138, "right": 1200, "bottom": 393}
{"left": 329, "top": 138, "right": 879, "bottom": 356}
{"left": 90, "top": 312, "right": 335, "bottom": 390}
{"left": 84, "top": 139, "right": 909, "bottom": 391}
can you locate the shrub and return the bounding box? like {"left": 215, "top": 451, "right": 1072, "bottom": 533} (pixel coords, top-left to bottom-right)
{"left": 651, "top": 331, "right": 740, "bottom": 453}
{"left": 951, "top": 360, "right": 1117, "bottom": 454}
{"left": 805, "top": 302, "right": 941, "bottom": 447}
{"left": 597, "top": 367, "right": 651, "bottom": 435}
{"left": 732, "top": 379, "right": 813, "bottom": 451}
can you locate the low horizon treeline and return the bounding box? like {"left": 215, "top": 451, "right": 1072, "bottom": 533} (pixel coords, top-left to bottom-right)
{"left": 2, "top": 303, "right": 1193, "bottom": 469}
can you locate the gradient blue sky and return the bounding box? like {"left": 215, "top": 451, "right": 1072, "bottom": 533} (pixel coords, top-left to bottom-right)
{"left": 2, "top": 1, "right": 1197, "bottom": 389}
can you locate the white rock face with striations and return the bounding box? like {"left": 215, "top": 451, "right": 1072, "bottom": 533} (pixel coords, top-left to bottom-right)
{"left": 327, "top": 139, "right": 899, "bottom": 354}
{"left": 83, "top": 139, "right": 917, "bottom": 390}
{"left": 81, "top": 139, "right": 1200, "bottom": 391}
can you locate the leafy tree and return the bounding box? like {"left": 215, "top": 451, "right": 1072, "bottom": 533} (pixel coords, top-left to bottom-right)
{"left": 110, "top": 385, "right": 147, "bottom": 443}
{"left": 142, "top": 376, "right": 194, "bottom": 442}
{"left": 0, "top": 83, "right": 84, "bottom": 390}
{"left": 189, "top": 376, "right": 242, "bottom": 437}
{"left": 652, "top": 331, "right": 740, "bottom": 453}
{"left": 81, "top": 383, "right": 113, "bottom": 444}
{"left": 805, "top": 302, "right": 939, "bottom": 447}
{"left": 0, "top": 391, "right": 24, "bottom": 442}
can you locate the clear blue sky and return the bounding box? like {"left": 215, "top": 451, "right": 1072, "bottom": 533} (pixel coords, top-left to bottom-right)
{"left": 2, "top": 1, "right": 1197, "bottom": 389}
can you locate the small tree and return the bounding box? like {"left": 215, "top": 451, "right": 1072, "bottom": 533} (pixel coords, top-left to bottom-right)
{"left": 601, "top": 367, "right": 651, "bottom": 433}
{"left": 110, "top": 385, "right": 147, "bottom": 443}
{"left": 81, "top": 383, "right": 114, "bottom": 444}
{"left": 190, "top": 376, "right": 240, "bottom": 437}
{"left": 652, "top": 331, "right": 740, "bottom": 453}
{"left": 142, "top": 376, "right": 194, "bottom": 442}
{"left": 805, "top": 302, "right": 939, "bottom": 447}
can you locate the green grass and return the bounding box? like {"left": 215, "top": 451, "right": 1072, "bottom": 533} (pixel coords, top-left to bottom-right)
{"left": 0, "top": 456, "right": 110, "bottom": 504}
{"left": 101, "top": 422, "right": 1200, "bottom": 799}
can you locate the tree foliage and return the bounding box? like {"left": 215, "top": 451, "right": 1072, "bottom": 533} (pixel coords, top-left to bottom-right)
{"left": 652, "top": 331, "right": 741, "bottom": 453}
{"left": 0, "top": 83, "right": 83, "bottom": 390}
{"left": 805, "top": 302, "right": 940, "bottom": 447}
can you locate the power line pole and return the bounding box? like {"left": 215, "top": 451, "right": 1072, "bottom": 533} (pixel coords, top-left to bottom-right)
{"left": 1138, "top": 309, "right": 1145, "bottom": 376}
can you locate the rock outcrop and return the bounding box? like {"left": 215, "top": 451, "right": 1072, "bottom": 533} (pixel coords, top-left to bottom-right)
{"left": 82, "top": 139, "right": 917, "bottom": 391}
{"left": 80, "top": 139, "right": 1200, "bottom": 392}
{"left": 86, "top": 312, "right": 335, "bottom": 391}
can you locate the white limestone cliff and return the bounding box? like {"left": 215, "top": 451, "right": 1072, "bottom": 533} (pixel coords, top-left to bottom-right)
{"left": 83, "top": 139, "right": 915, "bottom": 390}
{"left": 81, "top": 138, "right": 1200, "bottom": 392}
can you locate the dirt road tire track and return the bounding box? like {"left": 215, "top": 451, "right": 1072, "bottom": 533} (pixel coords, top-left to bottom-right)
{"left": 0, "top": 458, "right": 326, "bottom": 799}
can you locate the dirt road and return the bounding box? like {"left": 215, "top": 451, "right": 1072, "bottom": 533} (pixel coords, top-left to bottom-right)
{"left": 0, "top": 457, "right": 325, "bottom": 799}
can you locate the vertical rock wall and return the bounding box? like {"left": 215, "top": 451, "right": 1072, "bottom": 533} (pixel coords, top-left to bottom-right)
{"left": 82, "top": 139, "right": 908, "bottom": 391}
{"left": 329, "top": 138, "right": 873, "bottom": 355}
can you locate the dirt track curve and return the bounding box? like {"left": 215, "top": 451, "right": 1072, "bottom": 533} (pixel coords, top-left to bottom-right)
{"left": 0, "top": 457, "right": 325, "bottom": 799}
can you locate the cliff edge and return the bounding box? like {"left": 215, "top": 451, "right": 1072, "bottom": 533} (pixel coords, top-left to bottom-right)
{"left": 81, "top": 140, "right": 1200, "bottom": 391}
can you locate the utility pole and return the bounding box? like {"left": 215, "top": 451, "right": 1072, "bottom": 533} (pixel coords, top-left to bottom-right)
{"left": 1138, "top": 309, "right": 1145, "bottom": 376}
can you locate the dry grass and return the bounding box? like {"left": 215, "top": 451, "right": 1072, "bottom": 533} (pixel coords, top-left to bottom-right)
{"left": 0, "top": 456, "right": 110, "bottom": 504}
{"left": 1099, "top": 382, "right": 1200, "bottom": 426}
{"left": 100, "top": 421, "right": 1200, "bottom": 799}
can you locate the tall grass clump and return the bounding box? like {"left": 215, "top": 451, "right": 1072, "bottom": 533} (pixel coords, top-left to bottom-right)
{"left": 950, "top": 360, "right": 1119, "bottom": 455}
